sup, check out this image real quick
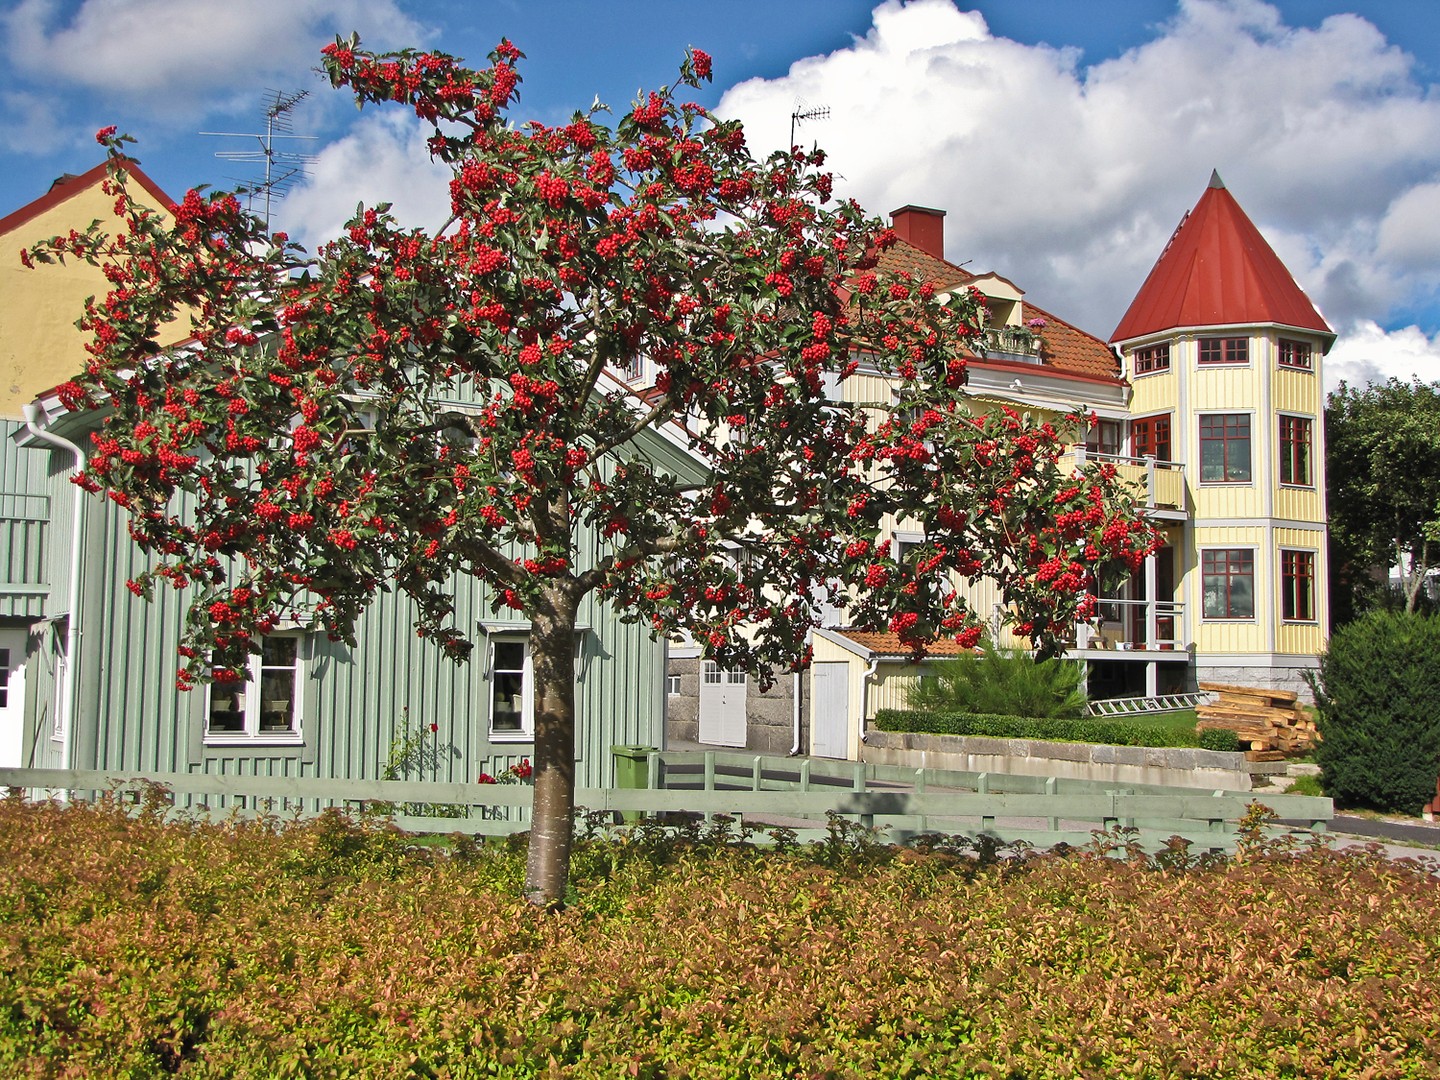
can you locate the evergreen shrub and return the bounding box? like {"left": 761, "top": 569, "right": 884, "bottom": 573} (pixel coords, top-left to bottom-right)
{"left": 904, "top": 641, "right": 1086, "bottom": 719}
{"left": 1309, "top": 610, "right": 1440, "bottom": 812}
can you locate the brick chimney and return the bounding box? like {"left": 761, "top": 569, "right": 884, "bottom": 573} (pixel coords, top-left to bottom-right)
{"left": 889, "top": 205, "right": 946, "bottom": 259}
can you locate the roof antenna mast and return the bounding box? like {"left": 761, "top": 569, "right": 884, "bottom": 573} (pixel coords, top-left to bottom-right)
{"left": 790, "top": 102, "right": 830, "bottom": 150}
{"left": 200, "top": 89, "right": 317, "bottom": 229}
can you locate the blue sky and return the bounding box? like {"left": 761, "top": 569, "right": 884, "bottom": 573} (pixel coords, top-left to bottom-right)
{"left": 5, "top": 0, "right": 1440, "bottom": 388}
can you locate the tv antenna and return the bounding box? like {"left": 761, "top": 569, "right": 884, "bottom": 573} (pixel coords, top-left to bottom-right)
{"left": 201, "top": 89, "right": 317, "bottom": 228}
{"left": 790, "top": 102, "right": 830, "bottom": 149}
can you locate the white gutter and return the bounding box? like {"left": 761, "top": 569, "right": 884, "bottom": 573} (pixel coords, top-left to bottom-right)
{"left": 859, "top": 657, "right": 879, "bottom": 745}
{"left": 22, "top": 404, "right": 85, "bottom": 771}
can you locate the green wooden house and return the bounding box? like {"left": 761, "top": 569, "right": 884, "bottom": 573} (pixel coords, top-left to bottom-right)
{"left": 2, "top": 393, "right": 693, "bottom": 794}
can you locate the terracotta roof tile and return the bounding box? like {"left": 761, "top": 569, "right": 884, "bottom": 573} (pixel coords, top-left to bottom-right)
{"left": 1028, "top": 304, "right": 1120, "bottom": 379}
{"left": 875, "top": 237, "right": 1119, "bottom": 381}
{"left": 833, "top": 629, "right": 976, "bottom": 658}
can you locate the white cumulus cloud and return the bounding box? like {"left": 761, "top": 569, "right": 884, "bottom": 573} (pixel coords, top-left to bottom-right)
{"left": 3, "top": 0, "right": 427, "bottom": 115}
{"left": 717, "top": 0, "right": 1440, "bottom": 367}
{"left": 280, "top": 112, "right": 452, "bottom": 253}
{"left": 1325, "top": 321, "right": 1440, "bottom": 392}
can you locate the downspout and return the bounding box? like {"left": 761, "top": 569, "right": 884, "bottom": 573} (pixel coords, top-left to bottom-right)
{"left": 859, "top": 656, "right": 879, "bottom": 745}
{"left": 789, "top": 670, "right": 802, "bottom": 755}
{"left": 22, "top": 404, "right": 85, "bottom": 772}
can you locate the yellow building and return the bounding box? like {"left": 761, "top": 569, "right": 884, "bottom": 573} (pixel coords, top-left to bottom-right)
{"left": 1110, "top": 171, "right": 1332, "bottom": 698}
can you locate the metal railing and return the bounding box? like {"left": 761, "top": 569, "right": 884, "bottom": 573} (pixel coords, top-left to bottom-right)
{"left": 981, "top": 327, "right": 1041, "bottom": 359}
{"left": 1071, "top": 597, "right": 1185, "bottom": 652}
{"left": 1, "top": 756, "right": 1331, "bottom": 854}
{"left": 1068, "top": 448, "right": 1185, "bottom": 511}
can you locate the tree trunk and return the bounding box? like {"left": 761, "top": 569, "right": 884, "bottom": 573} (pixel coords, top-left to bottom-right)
{"left": 523, "top": 585, "right": 578, "bottom": 909}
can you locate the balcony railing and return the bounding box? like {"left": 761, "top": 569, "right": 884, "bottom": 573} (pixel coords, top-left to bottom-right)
{"left": 0, "top": 492, "right": 49, "bottom": 594}
{"left": 1069, "top": 448, "right": 1185, "bottom": 512}
{"left": 1071, "top": 597, "right": 1184, "bottom": 653}
{"left": 981, "top": 326, "right": 1042, "bottom": 360}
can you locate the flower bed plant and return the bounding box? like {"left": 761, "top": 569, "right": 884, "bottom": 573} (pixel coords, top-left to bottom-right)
{"left": 2, "top": 795, "right": 1436, "bottom": 1077}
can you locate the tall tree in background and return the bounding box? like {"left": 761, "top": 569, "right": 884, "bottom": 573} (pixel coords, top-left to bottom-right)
{"left": 26, "top": 37, "right": 1156, "bottom": 906}
{"left": 1326, "top": 378, "right": 1440, "bottom": 620}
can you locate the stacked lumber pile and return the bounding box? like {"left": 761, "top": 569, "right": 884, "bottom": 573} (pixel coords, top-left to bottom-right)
{"left": 1195, "top": 682, "right": 1319, "bottom": 755}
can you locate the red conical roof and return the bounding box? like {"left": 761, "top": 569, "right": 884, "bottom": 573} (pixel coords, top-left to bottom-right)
{"left": 1111, "top": 171, "right": 1332, "bottom": 344}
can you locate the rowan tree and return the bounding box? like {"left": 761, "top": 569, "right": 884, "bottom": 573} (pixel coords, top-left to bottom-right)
{"left": 26, "top": 36, "right": 1156, "bottom": 906}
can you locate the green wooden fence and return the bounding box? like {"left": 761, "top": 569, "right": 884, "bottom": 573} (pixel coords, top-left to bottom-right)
{"left": 0, "top": 751, "right": 1332, "bottom": 854}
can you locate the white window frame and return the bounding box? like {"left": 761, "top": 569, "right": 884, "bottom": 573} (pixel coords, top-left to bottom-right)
{"left": 204, "top": 633, "right": 305, "bottom": 746}
{"left": 51, "top": 650, "right": 68, "bottom": 744}
{"left": 487, "top": 636, "right": 534, "bottom": 742}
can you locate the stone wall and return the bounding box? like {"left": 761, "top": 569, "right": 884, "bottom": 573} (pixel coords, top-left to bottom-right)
{"left": 1197, "top": 664, "right": 1318, "bottom": 703}
{"left": 861, "top": 729, "right": 1251, "bottom": 791}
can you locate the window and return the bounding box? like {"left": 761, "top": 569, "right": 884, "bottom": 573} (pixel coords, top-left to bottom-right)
{"left": 893, "top": 532, "right": 924, "bottom": 565}
{"left": 1279, "top": 415, "right": 1313, "bottom": 486}
{"left": 206, "top": 635, "right": 303, "bottom": 743}
{"left": 1202, "top": 549, "right": 1255, "bottom": 619}
{"left": 666, "top": 673, "right": 682, "bottom": 696}
{"left": 1198, "top": 337, "right": 1249, "bottom": 365}
{"left": 1132, "top": 343, "right": 1170, "bottom": 375}
{"left": 1130, "top": 414, "right": 1172, "bottom": 462}
{"left": 489, "top": 638, "right": 532, "bottom": 740}
{"left": 1085, "top": 419, "right": 1122, "bottom": 457}
{"left": 1199, "top": 413, "right": 1251, "bottom": 482}
{"left": 1278, "top": 339, "right": 1313, "bottom": 370}
{"left": 1281, "top": 550, "right": 1316, "bottom": 621}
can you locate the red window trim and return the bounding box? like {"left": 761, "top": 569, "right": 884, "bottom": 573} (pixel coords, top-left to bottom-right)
{"left": 1279, "top": 415, "right": 1313, "bottom": 486}
{"left": 1281, "top": 549, "right": 1316, "bottom": 622}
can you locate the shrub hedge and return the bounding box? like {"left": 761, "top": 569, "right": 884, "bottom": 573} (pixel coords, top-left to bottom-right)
{"left": 1311, "top": 609, "right": 1440, "bottom": 812}
{"left": 875, "top": 708, "right": 1232, "bottom": 751}
{"left": 1, "top": 797, "right": 1437, "bottom": 1078}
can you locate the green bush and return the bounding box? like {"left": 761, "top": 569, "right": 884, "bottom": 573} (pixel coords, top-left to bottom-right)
{"left": 875, "top": 708, "right": 1225, "bottom": 750}
{"left": 1310, "top": 610, "right": 1440, "bottom": 813}
{"left": 1198, "top": 728, "right": 1242, "bottom": 753}
{"left": 905, "top": 640, "right": 1087, "bottom": 719}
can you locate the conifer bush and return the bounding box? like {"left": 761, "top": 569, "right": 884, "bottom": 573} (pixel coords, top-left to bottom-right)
{"left": 1309, "top": 609, "right": 1440, "bottom": 812}
{"left": 904, "top": 640, "right": 1087, "bottom": 719}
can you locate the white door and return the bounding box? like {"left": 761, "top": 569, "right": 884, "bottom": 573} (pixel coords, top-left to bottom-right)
{"left": 697, "top": 662, "right": 747, "bottom": 747}
{"left": 0, "top": 629, "right": 27, "bottom": 768}
{"left": 810, "top": 662, "right": 850, "bottom": 759}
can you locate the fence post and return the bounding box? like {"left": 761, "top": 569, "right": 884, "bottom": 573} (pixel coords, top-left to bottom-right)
{"left": 703, "top": 751, "right": 716, "bottom": 823}
{"left": 1045, "top": 776, "right": 1060, "bottom": 833}
{"left": 1202, "top": 790, "right": 1225, "bottom": 852}
{"left": 799, "top": 759, "right": 811, "bottom": 792}
{"left": 751, "top": 756, "right": 763, "bottom": 792}
{"left": 852, "top": 762, "right": 872, "bottom": 829}
{"left": 647, "top": 752, "right": 661, "bottom": 791}
{"left": 914, "top": 768, "right": 928, "bottom": 834}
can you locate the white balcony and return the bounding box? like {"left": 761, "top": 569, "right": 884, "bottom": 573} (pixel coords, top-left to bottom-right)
{"left": 1073, "top": 597, "right": 1185, "bottom": 654}
{"left": 1068, "top": 448, "right": 1186, "bottom": 515}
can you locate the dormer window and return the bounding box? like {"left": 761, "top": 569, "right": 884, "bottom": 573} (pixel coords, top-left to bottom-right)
{"left": 1132, "top": 344, "right": 1170, "bottom": 376}
{"left": 1198, "top": 337, "right": 1248, "bottom": 365}
{"left": 1278, "top": 339, "right": 1313, "bottom": 370}
{"left": 618, "top": 354, "right": 645, "bottom": 382}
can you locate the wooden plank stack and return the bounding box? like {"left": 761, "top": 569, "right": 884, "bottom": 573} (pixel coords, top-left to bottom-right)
{"left": 1195, "top": 682, "right": 1319, "bottom": 754}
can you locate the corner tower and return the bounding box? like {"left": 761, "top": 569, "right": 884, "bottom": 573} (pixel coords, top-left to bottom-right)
{"left": 1111, "top": 171, "right": 1333, "bottom": 696}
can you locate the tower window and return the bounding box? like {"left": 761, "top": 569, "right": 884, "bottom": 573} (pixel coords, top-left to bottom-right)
{"left": 1198, "top": 337, "right": 1248, "bottom": 365}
